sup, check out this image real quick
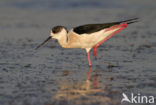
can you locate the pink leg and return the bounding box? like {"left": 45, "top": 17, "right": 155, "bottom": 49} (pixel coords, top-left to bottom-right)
{"left": 93, "top": 23, "right": 127, "bottom": 59}
{"left": 93, "top": 47, "right": 97, "bottom": 60}
{"left": 87, "top": 66, "right": 91, "bottom": 80}
{"left": 87, "top": 52, "right": 92, "bottom": 67}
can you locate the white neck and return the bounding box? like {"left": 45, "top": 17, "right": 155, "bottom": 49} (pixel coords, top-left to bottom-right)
{"left": 58, "top": 33, "right": 68, "bottom": 48}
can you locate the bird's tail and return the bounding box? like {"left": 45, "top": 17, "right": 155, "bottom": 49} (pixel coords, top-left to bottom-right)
{"left": 121, "top": 18, "right": 139, "bottom": 24}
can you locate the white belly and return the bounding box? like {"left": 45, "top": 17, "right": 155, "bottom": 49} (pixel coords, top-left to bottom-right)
{"left": 67, "top": 28, "right": 120, "bottom": 49}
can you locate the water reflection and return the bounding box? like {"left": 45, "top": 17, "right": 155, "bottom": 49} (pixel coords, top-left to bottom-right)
{"left": 51, "top": 67, "right": 119, "bottom": 105}
{"left": 55, "top": 67, "right": 100, "bottom": 99}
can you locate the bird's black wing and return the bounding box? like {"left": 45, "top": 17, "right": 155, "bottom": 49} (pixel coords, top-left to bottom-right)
{"left": 73, "top": 18, "right": 138, "bottom": 34}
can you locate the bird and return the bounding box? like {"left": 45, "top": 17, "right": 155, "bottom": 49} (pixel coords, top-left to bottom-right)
{"left": 36, "top": 18, "right": 138, "bottom": 67}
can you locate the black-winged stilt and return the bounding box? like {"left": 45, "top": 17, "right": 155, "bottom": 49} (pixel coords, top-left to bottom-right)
{"left": 36, "top": 18, "right": 138, "bottom": 67}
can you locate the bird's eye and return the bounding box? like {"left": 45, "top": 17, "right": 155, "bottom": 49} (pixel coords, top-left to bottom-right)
{"left": 52, "top": 26, "right": 64, "bottom": 34}
{"left": 52, "top": 30, "right": 57, "bottom": 34}
{"left": 52, "top": 28, "right": 58, "bottom": 34}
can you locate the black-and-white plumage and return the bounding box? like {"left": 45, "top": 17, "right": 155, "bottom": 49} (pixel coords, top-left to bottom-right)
{"left": 73, "top": 18, "right": 138, "bottom": 34}
{"left": 36, "top": 18, "right": 138, "bottom": 66}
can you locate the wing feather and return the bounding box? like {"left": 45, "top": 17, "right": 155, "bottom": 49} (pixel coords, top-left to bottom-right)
{"left": 73, "top": 18, "right": 138, "bottom": 34}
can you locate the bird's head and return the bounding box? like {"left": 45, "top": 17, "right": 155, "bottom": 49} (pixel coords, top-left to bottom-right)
{"left": 50, "top": 26, "right": 67, "bottom": 39}
{"left": 35, "top": 26, "right": 67, "bottom": 50}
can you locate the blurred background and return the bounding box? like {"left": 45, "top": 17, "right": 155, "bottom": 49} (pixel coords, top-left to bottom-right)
{"left": 0, "top": 0, "right": 155, "bottom": 40}
{"left": 0, "top": 0, "right": 156, "bottom": 105}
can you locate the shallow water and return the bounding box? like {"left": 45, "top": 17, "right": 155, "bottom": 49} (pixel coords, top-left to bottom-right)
{"left": 0, "top": 0, "right": 156, "bottom": 105}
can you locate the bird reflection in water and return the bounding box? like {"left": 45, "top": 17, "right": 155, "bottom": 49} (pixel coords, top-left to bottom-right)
{"left": 51, "top": 67, "right": 115, "bottom": 105}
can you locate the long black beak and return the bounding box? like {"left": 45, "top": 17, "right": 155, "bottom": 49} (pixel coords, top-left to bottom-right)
{"left": 35, "top": 36, "right": 51, "bottom": 50}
